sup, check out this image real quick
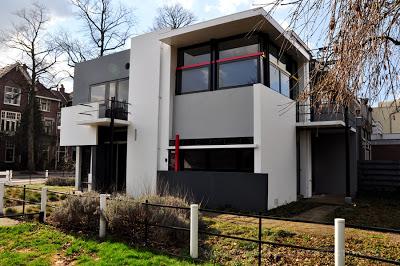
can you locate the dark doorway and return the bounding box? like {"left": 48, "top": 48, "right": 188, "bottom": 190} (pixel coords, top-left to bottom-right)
{"left": 80, "top": 146, "right": 91, "bottom": 191}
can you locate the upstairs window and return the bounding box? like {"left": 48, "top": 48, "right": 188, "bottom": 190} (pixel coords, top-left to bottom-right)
{"left": 269, "top": 45, "right": 292, "bottom": 98}
{"left": 90, "top": 79, "right": 129, "bottom": 103}
{"left": 4, "top": 86, "right": 21, "bottom": 106}
{"left": 217, "top": 36, "right": 260, "bottom": 89}
{"left": 39, "top": 98, "right": 51, "bottom": 112}
{"left": 176, "top": 45, "right": 211, "bottom": 94}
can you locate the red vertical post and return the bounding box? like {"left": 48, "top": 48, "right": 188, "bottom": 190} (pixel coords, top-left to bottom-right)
{"left": 175, "top": 134, "right": 180, "bottom": 172}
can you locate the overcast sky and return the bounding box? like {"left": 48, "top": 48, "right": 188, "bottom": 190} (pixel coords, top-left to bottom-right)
{"left": 0, "top": 0, "right": 309, "bottom": 92}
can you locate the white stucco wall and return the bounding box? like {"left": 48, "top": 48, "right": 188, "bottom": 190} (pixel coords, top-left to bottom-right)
{"left": 126, "top": 31, "right": 168, "bottom": 197}
{"left": 59, "top": 104, "right": 98, "bottom": 146}
{"left": 253, "top": 84, "right": 297, "bottom": 209}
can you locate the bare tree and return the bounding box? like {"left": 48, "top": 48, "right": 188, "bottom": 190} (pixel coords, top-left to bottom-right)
{"left": 0, "top": 3, "right": 61, "bottom": 172}
{"left": 56, "top": 0, "right": 135, "bottom": 74}
{"left": 259, "top": 1, "right": 400, "bottom": 108}
{"left": 152, "top": 3, "right": 196, "bottom": 30}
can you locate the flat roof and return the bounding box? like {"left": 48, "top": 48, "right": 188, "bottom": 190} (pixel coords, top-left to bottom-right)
{"left": 159, "top": 8, "right": 311, "bottom": 62}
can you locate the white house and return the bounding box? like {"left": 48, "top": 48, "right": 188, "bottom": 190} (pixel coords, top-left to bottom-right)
{"left": 60, "top": 8, "right": 370, "bottom": 211}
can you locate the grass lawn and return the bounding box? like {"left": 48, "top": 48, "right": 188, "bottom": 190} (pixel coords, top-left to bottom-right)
{"left": 203, "top": 214, "right": 400, "bottom": 265}
{"left": 0, "top": 223, "right": 204, "bottom": 266}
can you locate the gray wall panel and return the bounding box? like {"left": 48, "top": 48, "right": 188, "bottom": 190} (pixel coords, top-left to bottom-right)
{"left": 157, "top": 171, "right": 268, "bottom": 212}
{"left": 173, "top": 87, "right": 254, "bottom": 139}
{"left": 73, "top": 50, "right": 130, "bottom": 105}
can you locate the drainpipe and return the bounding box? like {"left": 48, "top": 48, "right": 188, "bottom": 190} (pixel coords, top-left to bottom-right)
{"left": 389, "top": 110, "right": 399, "bottom": 133}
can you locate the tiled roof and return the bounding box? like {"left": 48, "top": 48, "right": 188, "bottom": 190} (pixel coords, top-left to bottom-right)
{"left": 0, "top": 63, "right": 19, "bottom": 79}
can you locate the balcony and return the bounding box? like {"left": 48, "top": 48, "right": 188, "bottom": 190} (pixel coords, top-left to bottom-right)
{"left": 77, "top": 99, "right": 129, "bottom": 127}
{"left": 296, "top": 102, "right": 356, "bottom": 129}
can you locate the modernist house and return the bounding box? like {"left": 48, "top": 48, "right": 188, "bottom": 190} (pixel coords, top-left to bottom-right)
{"left": 60, "top": 9, "right": 371, "bottom": 211}
{"left": 0, "top": 63, "right": 72, "bottom": 170}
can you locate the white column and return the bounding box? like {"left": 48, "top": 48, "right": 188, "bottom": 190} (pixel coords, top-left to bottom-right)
{"left": 0, "top": 182, "right": 4, "bottom": 216}
{"left": 75, "top": 146, "right": 81, "bottom": 191}
{"left": 190, "top": 204, "right": 199, "bottom": 259}
{"left": 41, "top": 187, "right": 48, "bottom": 222}
{"left": 88, "top": 146, "right": 95, "bottom": 191}
{"left": 300, "top": 130, "right": 312, "bottom": 198}
{"left": 335, "top": 218, "right": 345, "bottom": 266}
{"left": 45, "top": 170, "right": 49, "bottom": 178}
{"left": 99, "top": 194, "right": 107, "bottom": 238}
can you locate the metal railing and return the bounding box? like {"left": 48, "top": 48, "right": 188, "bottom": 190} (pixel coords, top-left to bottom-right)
{"left": 100, "top": 99, "right": 129, "bottom": 120}
{"left": 296, "top": 102, "right": 357, "bottom": 127}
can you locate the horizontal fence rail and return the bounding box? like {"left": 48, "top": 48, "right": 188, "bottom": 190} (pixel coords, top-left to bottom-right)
{"left": 358, "top": 160, "right": 400, "bottom": 192}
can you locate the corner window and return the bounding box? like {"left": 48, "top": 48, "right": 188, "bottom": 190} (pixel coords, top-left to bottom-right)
{"left": 269, "top": 46, "right": 292, "bottom": 98}
{"left": 4, "top": 86, "right": 21, "bottom": 106}
{"left": 177, "top": 45, "right": 211, "bottom": 94}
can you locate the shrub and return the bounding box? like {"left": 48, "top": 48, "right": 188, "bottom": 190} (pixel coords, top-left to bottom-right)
{"left": 105, "top": 194, "right": 191, "bottom": 245}
{"left": 49, "top": 192, "right": 100, "bottom": 232}
{"left": 46, "top": 177, "right": 75, "bottom": 187}
{"left": 5, "top": 207, "right": 17, "bottom": 215}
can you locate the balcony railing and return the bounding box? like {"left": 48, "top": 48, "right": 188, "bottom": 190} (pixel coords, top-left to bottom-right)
{"left": 98, "top": 99, "right": 129, "bottom": 121}
{"left": 296, "top": 102, "right": 356, "bottom": 127}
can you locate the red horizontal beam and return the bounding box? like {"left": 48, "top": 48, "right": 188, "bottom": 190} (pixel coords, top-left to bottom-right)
{"left": 176, "top": 52, "right": 264, "bottom": 71}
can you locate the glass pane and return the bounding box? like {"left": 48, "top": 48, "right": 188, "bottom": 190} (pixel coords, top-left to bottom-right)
{"left": 183, "top": 150, "right": 207, "bottom": 170}
{"left": 109, "top": 82, "right": 116, "bottom": 100}
{"left": 183, "top": 45, "right": 210, "bottom": 65}
{"left": 218, "top": 59, "right": 258, "bottom": 88}
{"left": 117, "top": 79, "right": 129, "bottom": 102}
{"left": 281, "top": 72, "right": 290, "bottom": 97}
{"left": 269, "top": 64, "right": 280, "bottom": 92}
{"left": 180, "top": 67, "right": 209, "bottom": 93}
{"left": 90, "top": 84, "right": 106, "bottom": 102}
{"left": 218, "top": 37, "right": 259, "bottom": 59}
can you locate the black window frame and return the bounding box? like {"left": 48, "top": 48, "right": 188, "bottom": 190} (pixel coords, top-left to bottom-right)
{"left": 175, "top": 33, "right": 299, "bottom": 99}
{"left": 89, "top": 78, "right": 129, "bottom": 103}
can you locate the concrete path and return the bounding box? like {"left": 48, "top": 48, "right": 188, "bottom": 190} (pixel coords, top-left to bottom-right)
{"left": 293, "top": 205, "right": 339, "bottom": 222}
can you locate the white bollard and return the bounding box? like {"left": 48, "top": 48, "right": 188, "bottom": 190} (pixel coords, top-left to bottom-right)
{"left": 5, "top": 171, "right": 10, "bottom": 182}
{"left": 9, "top": 170, "right": 12, "bottom": 180}
{"left": 335, "top": 218, "right": 345, "bottom": 266}
{"left": 41, "top": 187, "right": 48, "bottom": 222}
{"left": 190, "top": 204, "right": 199, "bottom": 259}
{"left": 0, "top": 183, "right": 4, "bottom": 216}
{"left": 99, "top": 194, "right": 107, "bottom": 238}
{"left": 45, "top": 170, "right": 49, "bottom": 178}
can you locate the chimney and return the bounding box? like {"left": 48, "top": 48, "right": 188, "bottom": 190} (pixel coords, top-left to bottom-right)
{"left": 60, "top": 84, "right": 65, "bottom": 93}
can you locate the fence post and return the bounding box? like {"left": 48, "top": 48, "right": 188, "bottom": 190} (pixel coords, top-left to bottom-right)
{"left": 258, "top": 213, "right": 262, "bottom": 266}
{"left": 45, "top": 170, "right": 49, "bottom": 179}
{"left": 335, "top": 218, "right": 345, "bottom": 266}
{"left": 0, "top": 182, "right": 4, "bottom": 216}
{"left": 144, "top": 200, "right": 149, "bottom": 246}
{"left": 40, "top": 187, "right": 47, "bottom": 223}
{"left": 22, "top": 185, "right": 26, "bottom": 215}
{"left": 99, "top": 194, "right": 107, "bottom": 238}
{"left": 190, "top": 204, "right": 199, "bottom": 259}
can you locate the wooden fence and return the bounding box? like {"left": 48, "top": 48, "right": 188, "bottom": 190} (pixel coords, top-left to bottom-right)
{"left": 358, "top": 160, "right": 400, "bottom": 193}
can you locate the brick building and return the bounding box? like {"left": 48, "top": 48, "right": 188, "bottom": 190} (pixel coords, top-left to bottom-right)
{"left": 0, "top": 63, "right": 72, "bottom": 170}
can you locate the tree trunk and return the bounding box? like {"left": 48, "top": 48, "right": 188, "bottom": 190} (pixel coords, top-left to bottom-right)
{"left": 27, "top": 90, "right": 36, "bottom": 172}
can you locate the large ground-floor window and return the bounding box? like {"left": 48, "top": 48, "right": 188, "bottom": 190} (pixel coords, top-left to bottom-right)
{"left": 169, "top": 148, "right": 254, "bottom": 172}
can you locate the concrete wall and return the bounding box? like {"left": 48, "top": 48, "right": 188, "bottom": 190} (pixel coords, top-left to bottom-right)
{"left": 73, "top": 50, "right": 130, "bottom": 105}
{"left": 158, "top": 171, "right": 268, "bottom": 212}
{"left": 253, "top": 84, "right": 297, "bottom": 209}
{"left": 173, "top": 87, "right": 254, "bottom": 139}
{"left": 59, "top": 103, "right": 99, "bottom": 146}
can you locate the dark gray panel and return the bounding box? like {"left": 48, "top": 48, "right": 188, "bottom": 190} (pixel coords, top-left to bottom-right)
{"left": 73, "top": 50, "right": 130, "bottom": 105}
{"left": 157, "top": 171, "right": 268, "bottom": 212}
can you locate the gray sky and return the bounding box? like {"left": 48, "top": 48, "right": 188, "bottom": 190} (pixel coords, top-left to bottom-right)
{"left": 0, "top": 0, "right": 307, "bottom": 92}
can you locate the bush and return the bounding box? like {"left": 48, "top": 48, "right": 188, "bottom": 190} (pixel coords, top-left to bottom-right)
{"left": 49, "top": 192, "right": 100, "bottom": 232}
{"left": 46, "top": 177, "right": 75, "bottom": 187}
{"left": 105, "top": 194, "right": 191, "bottom": 245}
